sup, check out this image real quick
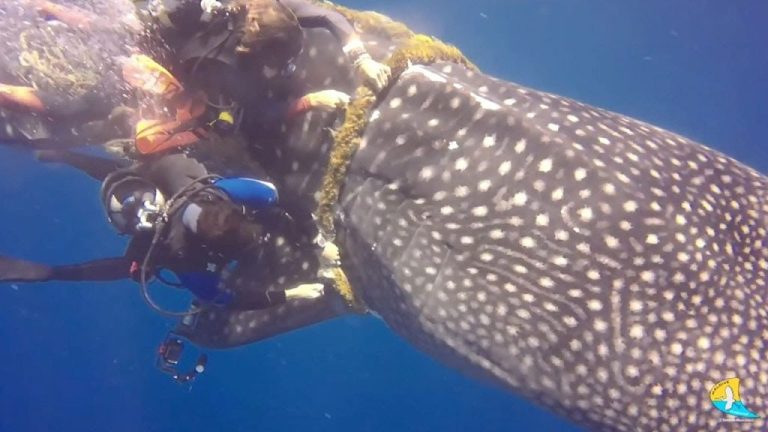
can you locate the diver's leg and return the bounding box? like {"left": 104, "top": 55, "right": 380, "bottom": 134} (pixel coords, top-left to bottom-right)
{"left": 35, "top": 150, "right": 130, "bottom": 181}
{"left": 33, "top": 0, "right": 96, "bottom": 30}
{"left": 137, "top": 153, "right": 210, "bottom": 194}
{"left": 0, "top": 83, "right": 97, "bottom": 119}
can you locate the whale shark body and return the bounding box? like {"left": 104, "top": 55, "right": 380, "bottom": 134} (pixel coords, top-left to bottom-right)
{"left": 177, "top": 19, "right": 768, "bottom": 430}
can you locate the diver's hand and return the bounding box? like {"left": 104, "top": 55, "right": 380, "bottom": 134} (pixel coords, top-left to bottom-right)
{"left": 285, "top": 283, "right": 325, "bottom": 300}
{"left": 304, "top": 90, "right": 350, "bottom": 112}
{"left": 0, "top": 255, "right": 53, "bottom": 282}
{"left": 199, "top": 0, "right": 223, "bottom": 21}
{"left": 355, "top": 56, "right": 391, "bottom": 92}
{"left": 321, "top": 242, "right": 340, "bottom": 264}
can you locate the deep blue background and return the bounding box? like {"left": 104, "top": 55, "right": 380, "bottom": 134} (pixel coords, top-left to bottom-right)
{"left": 1, "top": 1, "right": 766, "bottom": 431}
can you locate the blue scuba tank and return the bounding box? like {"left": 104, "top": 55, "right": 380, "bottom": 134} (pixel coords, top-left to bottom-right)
{"left": 213, "top": 177, "right": 278, "bottom": 210}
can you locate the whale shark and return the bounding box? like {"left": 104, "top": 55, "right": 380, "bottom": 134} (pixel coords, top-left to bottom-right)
{"left": 173, "top": 9, "right": 768, "bottom": 431}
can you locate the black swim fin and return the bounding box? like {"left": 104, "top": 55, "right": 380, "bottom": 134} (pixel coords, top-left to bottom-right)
{"left": 1, "top": 136, "right": 70, "bottom": 150}
{"left": 0, "top": 255, "right": 53, "bottom": 282}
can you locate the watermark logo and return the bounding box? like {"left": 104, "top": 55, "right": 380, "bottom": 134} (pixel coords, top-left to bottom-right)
{"left": 710, "top": 377, "right": 760, "bottom": 420}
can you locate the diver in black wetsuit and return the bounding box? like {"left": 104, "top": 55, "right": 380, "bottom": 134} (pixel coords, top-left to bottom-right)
{"left": 143, "top": 0, "right": 390, "bottom": 131}
{"left": 0, "top": 152, "right": 329, "bottom": 311}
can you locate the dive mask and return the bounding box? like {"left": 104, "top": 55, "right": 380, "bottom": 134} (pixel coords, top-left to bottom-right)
{"left": 102, "top": 173, "right": 167, "bottom": 234}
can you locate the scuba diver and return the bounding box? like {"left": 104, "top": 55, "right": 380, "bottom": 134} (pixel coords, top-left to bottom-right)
{"left": 0, "top": 149, "right": 338, "bottom": 384}
{"left": 134, "top": 0, "right": 391, "bottom": 149}
{"left": 0, "top": 152, "right": 332, "bottom": 311}
{"left": 146, "top": 0, "right": 390, "bottom": 89}
{"left": 4, "top": 0, "right": 390, "bottom": 158}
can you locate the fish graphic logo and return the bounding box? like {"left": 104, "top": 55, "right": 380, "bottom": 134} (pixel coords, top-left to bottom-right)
{"left": 710, "top": 378, "right": 760, "bottom": 419}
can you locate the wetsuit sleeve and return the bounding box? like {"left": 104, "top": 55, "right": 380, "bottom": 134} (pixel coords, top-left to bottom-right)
{"left": 46, "top": 236, "right": 148, "bottom": 282}
{"left": 48, "top": 257, "right": 133, "bottom": 281}
{"left": 39, "top": 87, "right": 110, "bottom": 120}
{"left": 237, "top": 289, "right": 288, "bottom": 310}
{"left": 0, "top": 255, "right": 131, "bottom": 282}
{"left": 281, "top": 0, "right": 356, "bottom": 43}
{"left": 138, "top": 153, "right": 209, "bottom": 195}
{"left": 248, "top": 97, "right": 293, "bottom": 123}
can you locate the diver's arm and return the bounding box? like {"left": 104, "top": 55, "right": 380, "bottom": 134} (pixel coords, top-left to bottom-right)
{"left": 48, "top": 257, "right": 133, "bottom": 281}
{"left": 0, "top": 82, "right": 107, "bottom": 119}
{"left": 249, "top": 97, "right": 293, "bottom": 123}
{"left": 233, "top": 282, "right": 326, "bottom": 310}
{"left": 235, "top": 289, "right": 287, "bottom": 310}
{"left": 281, "top": 0, "right": 390, "bottom": 90}
{"left": 247, "top": 90, "right": 349, "bottom": 121}
{"left": 0, "top": 255, "right": 131, "bottom": 282}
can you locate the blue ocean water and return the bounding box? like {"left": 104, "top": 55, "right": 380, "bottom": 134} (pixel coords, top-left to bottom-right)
{"left": 0, "top": 1, "right": 766, "bottom": 431}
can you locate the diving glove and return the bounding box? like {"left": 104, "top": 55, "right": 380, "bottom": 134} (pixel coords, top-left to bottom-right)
{"left": 355, "top": 56, "right": 391, "bottom": 92}
{"left": 199, "top": 0, "right": 223, "bottom": 21}
{"left": 343, "top": 38, "right": 391, "bottom": 91}
{"left": 0, "top": 256, "right": 53, "bottom": 282}
{"left": 320, "top": 242, "right": 340, "bottom": 264}
{"left": 303, "top": 90, "right": 350, "bottom": 112}
{"left": 285, "top": 283, "right": 325, "bottom": 300}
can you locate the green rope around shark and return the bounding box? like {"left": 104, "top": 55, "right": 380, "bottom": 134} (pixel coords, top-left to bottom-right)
{"left": 18, "top": 27, "right": 100, "bottom": 97}
{"left": 313, "top": 5, "right": 477, "bottom": 312}
{"left": 316, "top": 35, "right": 476, "bottom": 235}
